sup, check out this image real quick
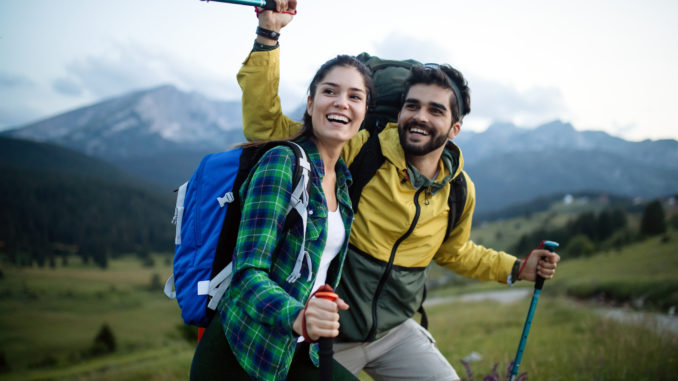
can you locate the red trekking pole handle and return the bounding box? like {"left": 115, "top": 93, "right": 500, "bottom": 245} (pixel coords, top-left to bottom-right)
{"left": 315, "top": 288, "right": 338, "bottom": 381}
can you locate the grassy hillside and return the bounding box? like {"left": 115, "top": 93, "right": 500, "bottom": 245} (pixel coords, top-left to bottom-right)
{"left": 415, "top": 230, "right": 678, "bottom": 380}
{"left": 1, "top": 231, "right": 676, "bottom": 380}
{"left": 428, "top": 296, "right": 677, "bottom": 380}
{"left": 0, "top": 255, "right": 192, "bottom": 380}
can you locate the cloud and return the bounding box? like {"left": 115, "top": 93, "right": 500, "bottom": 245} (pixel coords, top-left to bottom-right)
{"left": 0, "top": 71, "right": 34, "bottom": 89}
{"left": 0, "top": 102, "right": 39, "bottom": 130}
{"left": 371, "top": 33, "right": 567, "bottom": 128}
{"left": 61, "top": 41, "right": 240, "bottom": 102}
{"left": 52, "top": 77, "right": 84, "bottom": 96}
{"left": 462, "top": 77, "right": 568, "bottom": 128}
{"left": 373, "top": 33, "right": 456, "bottom": 65}
{"left": 0, "top": 73, "right": 40, "bottom": 129}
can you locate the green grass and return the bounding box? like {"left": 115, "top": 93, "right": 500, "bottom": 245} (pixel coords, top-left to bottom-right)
{"left": 544, "top": 231, "right": 678, "bottom": 311}
{"left": 428, "top": 298, "right": 677, "bottom": 381}
{"left": 0, "top": 254, "right": 193, "bottom": 378}
{"left": 430, "top": 225, "right": 678, "bottom": 303}
{"left": 2, "top": 228, "right": 677, "bottom": 380}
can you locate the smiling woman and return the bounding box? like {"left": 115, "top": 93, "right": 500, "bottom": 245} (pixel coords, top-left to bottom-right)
{"left": 187, "top": 2, "right": 373, "bottom": 379}
{"left": 307, "top": 65, "right": 369, "bottom": 147}
{"left": 303, "top": 63, "right": 372, "bottom": 154}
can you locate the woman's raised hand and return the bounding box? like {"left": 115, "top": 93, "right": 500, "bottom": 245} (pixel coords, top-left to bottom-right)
{"left": 257, "top": 0, "right": 297, "bottom": 33}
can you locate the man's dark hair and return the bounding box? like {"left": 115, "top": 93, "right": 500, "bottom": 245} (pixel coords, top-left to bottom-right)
{"left": 402, "top": 64, "right": 471, "bottom": 124}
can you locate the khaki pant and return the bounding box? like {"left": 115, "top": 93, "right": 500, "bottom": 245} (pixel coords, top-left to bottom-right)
{"left": 334, "top": 319, "right": 460, "bottom": 381}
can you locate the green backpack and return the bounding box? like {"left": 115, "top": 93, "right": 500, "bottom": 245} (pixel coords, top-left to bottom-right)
{"left": 356, "top": 53, "right": 422, "bottom": 133}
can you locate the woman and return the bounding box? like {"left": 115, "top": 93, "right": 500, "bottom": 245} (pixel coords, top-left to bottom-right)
{"left": 190, "top": 4, "right": 373, "bottom": 381}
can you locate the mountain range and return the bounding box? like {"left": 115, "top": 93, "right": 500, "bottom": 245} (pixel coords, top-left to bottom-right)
{"left": 5, "top": 85, "right": 245, "bottom": 188}
{"left": 4, "top": 84, "right": 678, "bottom": 215}
{"left": 456, "top": 120, "right": 678, "bottom": 213}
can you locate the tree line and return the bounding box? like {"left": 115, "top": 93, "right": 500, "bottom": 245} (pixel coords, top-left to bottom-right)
{"left": 0, "top": 168, "right": 175, "bottom": 268}
{"left": 511, "top": 200, "right": 672, "bottom": 258}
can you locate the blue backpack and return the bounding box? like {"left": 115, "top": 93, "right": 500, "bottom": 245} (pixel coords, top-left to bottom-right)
{"left": 164, "top": 141, "right": 312, "bottom": 327}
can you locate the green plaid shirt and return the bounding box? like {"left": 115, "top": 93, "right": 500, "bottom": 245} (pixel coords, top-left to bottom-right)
{"left": 218, "top": 138, "right": 353, "bottom": 381}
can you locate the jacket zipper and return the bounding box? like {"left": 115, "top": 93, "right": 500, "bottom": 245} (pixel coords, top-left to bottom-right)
{"left": 365, "top": 187, "right": 424, "bottom": 341}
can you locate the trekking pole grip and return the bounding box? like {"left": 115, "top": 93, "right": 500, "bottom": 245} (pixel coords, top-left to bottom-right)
{"left": 200, "top": 0, "right": 276, "bottom": 9}
{"left": 536, "top": 240, "right": 559, "bottom": 290}
{"left": 263, "top": 0, "right": 276, "bottom": 10}
{"left": 315, "top": 288, "right": 339, "bottom": 381}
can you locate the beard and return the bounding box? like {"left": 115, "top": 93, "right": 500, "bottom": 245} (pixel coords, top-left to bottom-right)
{"left": 398, "top": 119, "right": 450, "bottom": 156}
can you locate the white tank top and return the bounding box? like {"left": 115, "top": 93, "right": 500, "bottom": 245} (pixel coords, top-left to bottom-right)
{"left": 298, "top": 209, "right": 345, "bottom": 342}
{"left": 310, "top": 208, "right": 345, "bottom": 295}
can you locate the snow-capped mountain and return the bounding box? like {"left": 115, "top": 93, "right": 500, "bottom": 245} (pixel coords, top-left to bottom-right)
{"left": 4, "top": 84, "right": 245, "bottom": 161}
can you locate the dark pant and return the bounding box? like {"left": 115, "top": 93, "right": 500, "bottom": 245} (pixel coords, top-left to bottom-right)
{"left": 190, "top": 316, "right": 357, "bottom": 380}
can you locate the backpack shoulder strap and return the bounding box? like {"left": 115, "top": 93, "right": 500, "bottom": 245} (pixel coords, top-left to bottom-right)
{"left": 211, "top": 141, "right": 311, "bottom": 282}
{"left": 255, "top": 141, "right": 313, "bottom": 284}
{"left": 348, "top": 133, "right": 385, "bottom": 214}
{"left": 445, "top": 171, "right": 468, "bottom": 239}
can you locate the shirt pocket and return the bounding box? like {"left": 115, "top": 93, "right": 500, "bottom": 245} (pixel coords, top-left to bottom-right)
{"left": 305, "top": 210, "right": 324, "bottom": 243}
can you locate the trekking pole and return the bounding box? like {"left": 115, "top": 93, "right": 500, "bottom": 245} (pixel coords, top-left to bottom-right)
{"left": 315, "top": 288, "right": 339, "bottom": 381}
{"left": 199, "top": 0, "right": 276, "bottom": 9}
{"left": 509, "top": 240, "right": 559, "bottom": 381}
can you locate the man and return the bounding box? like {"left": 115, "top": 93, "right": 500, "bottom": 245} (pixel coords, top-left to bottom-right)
{"left": 237, "top": 4, "right": 560, "bottom": 380}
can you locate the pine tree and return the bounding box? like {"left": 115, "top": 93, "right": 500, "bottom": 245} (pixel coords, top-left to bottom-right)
{"left": 640, "top": 200, "right": 666, "bottom": 236}
{"left": 90, "top": 323, "right": 116, "bottom": 356}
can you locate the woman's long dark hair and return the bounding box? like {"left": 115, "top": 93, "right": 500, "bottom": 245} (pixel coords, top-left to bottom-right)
{"left": 240, "top": 55, "right": 374, "bottom": 149}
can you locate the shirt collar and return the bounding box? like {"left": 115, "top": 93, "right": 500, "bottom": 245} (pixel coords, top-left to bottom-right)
{"left": 406, "top": 143, "right": 459, "bottom": 195}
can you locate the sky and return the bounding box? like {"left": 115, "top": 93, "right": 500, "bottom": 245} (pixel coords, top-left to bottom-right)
{"left": 1, "top": 0, "right": 677, "bottom": 141}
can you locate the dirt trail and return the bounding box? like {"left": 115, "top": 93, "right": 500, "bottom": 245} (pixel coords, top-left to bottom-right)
{"left": 425, "top": 288, "right": 530, "bottom": 307}
{"left": 425, "top": 288, "right": 678, "bottom": 334}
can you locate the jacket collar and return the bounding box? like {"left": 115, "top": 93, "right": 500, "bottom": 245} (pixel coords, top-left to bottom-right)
{"left": 379, "top": 123, "right": 464, "bottom": 192}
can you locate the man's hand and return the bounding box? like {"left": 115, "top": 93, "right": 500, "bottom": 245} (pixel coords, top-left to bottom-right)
{"left": 293, "top": 296, "right": 349, "bottom": 341}
{"left": 518, "top": 249, "right": 560, "bottom": 282}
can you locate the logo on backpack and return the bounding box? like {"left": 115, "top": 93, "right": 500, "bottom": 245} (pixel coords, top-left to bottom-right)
{"left": 164, "top": 141, "right": 312, "bottom": 327}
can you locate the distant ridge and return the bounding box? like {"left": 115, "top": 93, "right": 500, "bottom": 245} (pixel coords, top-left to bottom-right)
{"left": 0, "top": 136, "right": 174, "bottom": 264}
{"left": 3, "top": 85, "right": 246, "bottom": 188}
{"left": 455, "top": 120, "right": 678, "bottom": 170}
{"left": 0, "top": 136, "right": 135, "bottom": 185}
{"left": 4, "top": 86, "right": 677, "bottom": 211}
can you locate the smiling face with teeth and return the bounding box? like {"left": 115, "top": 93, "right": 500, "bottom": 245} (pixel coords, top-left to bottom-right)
{"left": 306, "top": 65, "right": 369, "bottom": 148}
{"left": 397, "top": 83, "right": 461, "bottom": 158}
